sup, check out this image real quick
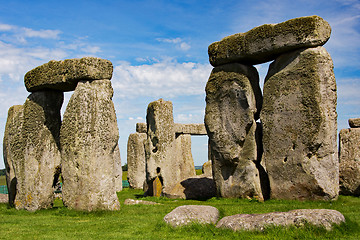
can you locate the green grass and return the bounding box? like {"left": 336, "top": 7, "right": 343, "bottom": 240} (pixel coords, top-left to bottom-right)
{"left": 0, "top": 175, "right": 6, "bottom": 186}
{"left": 0, "top": 189, "right": 359, "bottom": 239}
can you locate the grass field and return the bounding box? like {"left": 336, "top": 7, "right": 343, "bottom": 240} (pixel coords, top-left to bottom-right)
{"left": 1, "top": 188, "right": 359, "bottom": 239}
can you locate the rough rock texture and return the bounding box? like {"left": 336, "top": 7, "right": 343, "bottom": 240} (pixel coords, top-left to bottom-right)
{"left": 164, "top": 177, "right": 216, "bottom": 200}
{"left": 3, "top": 105, "right": 24, "bottom": 206}
{"left": 174, "top": 123, "right": 207, "bottom": 135}
{"left": 216, "top": 209, "right": 345, "bottom": 231}
{"left": 0, "top": 194, "right": 7, "bottom": 203}
{"left": 208, "top": 15, "right": 331, "bottom": 66}
{"left": 127, "top": 132, "right": 147, "bottom": 189}
{"left": 144, "top": 99, "right": 196, "bottom": 195}
{"left": 349, "top": 118, "right": 360, "bottom": 128}
{"left": 202, "top": 160, "right": 212, "bottom": 177}
{"left": 61, "top": 80, "right": 120, "bottom": 211}
{"left": 164, "top": 205, "right": 220, "bottom": 227}
{"left": 262, "top": 46, "right": 338, "bottom": 200}
{"left": 124, "top": 198, "right": 160, "bottom": 205}
{"left": 136, "top": 122, "right": 147, "bottom": 133}
{"left": 14, "top": 91, "right": 63, "bottom": 211}
{"left": 24, "top": 57, "right": 113, "bottom": 92}
{"left": 204, "top": 63, "right": 263, "bottom": 199}
{"left": 175, "top": 134, "right": 196, "bottom": 181}
{"left": 339, "top": 128, "right": 360, "bottom": 196}
{"left": 113, "top": 145, "right": 122, "bottom": 192}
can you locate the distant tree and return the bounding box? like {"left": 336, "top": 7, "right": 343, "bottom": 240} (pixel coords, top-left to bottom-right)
{"left": 0, "top": 169, "right": 5, "bottom": 176}
{"left": 122, "top": 163, "right": 128, "bottom": 171}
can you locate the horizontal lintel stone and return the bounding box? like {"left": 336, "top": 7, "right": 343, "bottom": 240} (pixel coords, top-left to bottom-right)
{"left": 208, "top": 15, "right": 331, "bottom": 66}
{"left": 24, "top": 57, "right": 113, "bottom": 92}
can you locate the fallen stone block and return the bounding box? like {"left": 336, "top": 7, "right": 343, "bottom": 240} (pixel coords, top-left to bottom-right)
{"left": 216, "top": 209, "right": 345, "bottom": 231}
{"left": 164, "top": 205, "right": 219, "bottom": 227}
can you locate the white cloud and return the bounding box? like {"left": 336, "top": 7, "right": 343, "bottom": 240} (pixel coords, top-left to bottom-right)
{"left": 156, "top": 37, "right": 191, "bottom": 51}
{"left": 21, "top": 27, "right": 61, "bottom": 39}
{"left": 0, "top": 23, "right": 14, "bottom": 31}
{"left": 112, "top": 58, "right": 212, "bottom": 98}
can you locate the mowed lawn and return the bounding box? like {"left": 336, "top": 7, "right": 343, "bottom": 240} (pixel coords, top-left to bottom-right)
{"left": 0, "top": 187, "right": 359, "bottom": 240}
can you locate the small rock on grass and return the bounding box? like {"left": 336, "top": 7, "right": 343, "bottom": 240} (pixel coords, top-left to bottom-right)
{"left": 164, "top": 205, "right": 219, "bottom": 227}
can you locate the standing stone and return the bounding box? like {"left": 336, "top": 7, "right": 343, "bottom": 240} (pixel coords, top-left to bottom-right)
{"left": 208, "top": 15, "right": 331, "bottom": 66}
{"left": 113, "top": 144, "right": 122, "bottom": 192}
{"left": 127, "top": 132, "right": 147, "bottom": 189}
{"left": 202, "top": 160, "right": 212, "bottom": 177}
{"left": 339, "top": 128, "right": 360, "bottom": 196}
{"left": 262, "top": 46, "right": 338, "bottom": 200}
{"left": 3, "top": 105, "right": 24, "bottom": 206}
{"left": 175, "top": 134, "right": 196, "bottom": 181}
{"left": 144, "top": 99, "right": 178, "bottom": 195}
{"left": 204, "top": 63, "right": 263, "bottom": 199}
{"left": 14, "top": 91, "right": 63, "bottom": 211}
{"left": 61, "top": 80, "right": 120, "bottom": 211}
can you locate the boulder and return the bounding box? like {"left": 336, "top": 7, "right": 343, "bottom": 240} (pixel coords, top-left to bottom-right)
{"left": 61, "top": 79, "right": 120, "bottom": 211}
{"left": 339, "top": 128, "right": 360, "bottom": 196}
{"left": 164, "top": 177, "right": 216, "bottom": 200}
{"left": 349, "top": 118, "right": 360, "bottom": 128}
{"left": 3, "top": 105, "right": 24, "bottom": 206}
{"left": 164, "top": 205, "right": 220, "bottom": 227}
{"left": 261, "top": 46, "right": 338, "bottom": 200}
{"left": 216, "top": 209, "right": 345, "bottom": 231}
{"left": 204, "top": 63, "right": 263, "bottom": 199}
{"left": 208, "top": 15, "right": 331, "bottom": 66}
{"left": 127, "top": 132, "right": 147, "bottom": 189}
{"left": 14, "top": 90, "right": 63, "bottom": 211}
{"left": 24, "top": 57, "right": 113, "bottom": 92}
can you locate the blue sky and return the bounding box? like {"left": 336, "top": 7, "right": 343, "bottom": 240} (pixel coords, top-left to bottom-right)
{"left": 0, "top": 0, "right": 359, "bottom": 169}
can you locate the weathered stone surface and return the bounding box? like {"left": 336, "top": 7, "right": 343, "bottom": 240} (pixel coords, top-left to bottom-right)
{"left": 208, "top": 16, "right": 331, "bottom": 66}
{"left": 124, "top": 198, "right": 160, "bottom": 205}
{"left": 164, "top": 177, "right": 216, "bottom": 200}
{"left": 144, "top": 99, "right": 195, "bottom": 195}
{"left": 175, "top": 134, "right": 196, "bottom": 181}
{"left": 127, "top": 132, "right": 147, "bottom": 189}
{"left": 24, "top": 57, "right": 113, "bottom": 92}
{"left": 113, "top": 145, "right": 122, "bottom": 192}
{"left": 202, "top": 160, "right": 212, "bottom": 177}
{"left": 164, "top": 205, "right": 220, "bottom": 227}
{"left": 204, "top": 63, "right": 263, "bottom": 199}
{"left": 349, "top": 118, "right": 360, "bottom": 128}
{"left": 61, "top": 80, "right": 120, "bottom": 211}
{"left": 3, "top": 105, "right": 24, "bottom": 206}
{"left": 339, "top": 128, "right": 360, "bottom": 196}
{"left": 0, "top": 194, "right": 7, "bottom": 203}
{"left": 174, "top": 123, "right": 207, "bottom": 135}
{"left": 217, "top": 209, "right": 345, "bottom": 231}
{"left": 262, "top": 46, "right": 338, "bottom": 200}
{"left": 14, "top": 91, "right": 63, "bottom": 211}
{"left": 136, "top": 122, "right": 147, "bottom": 133}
